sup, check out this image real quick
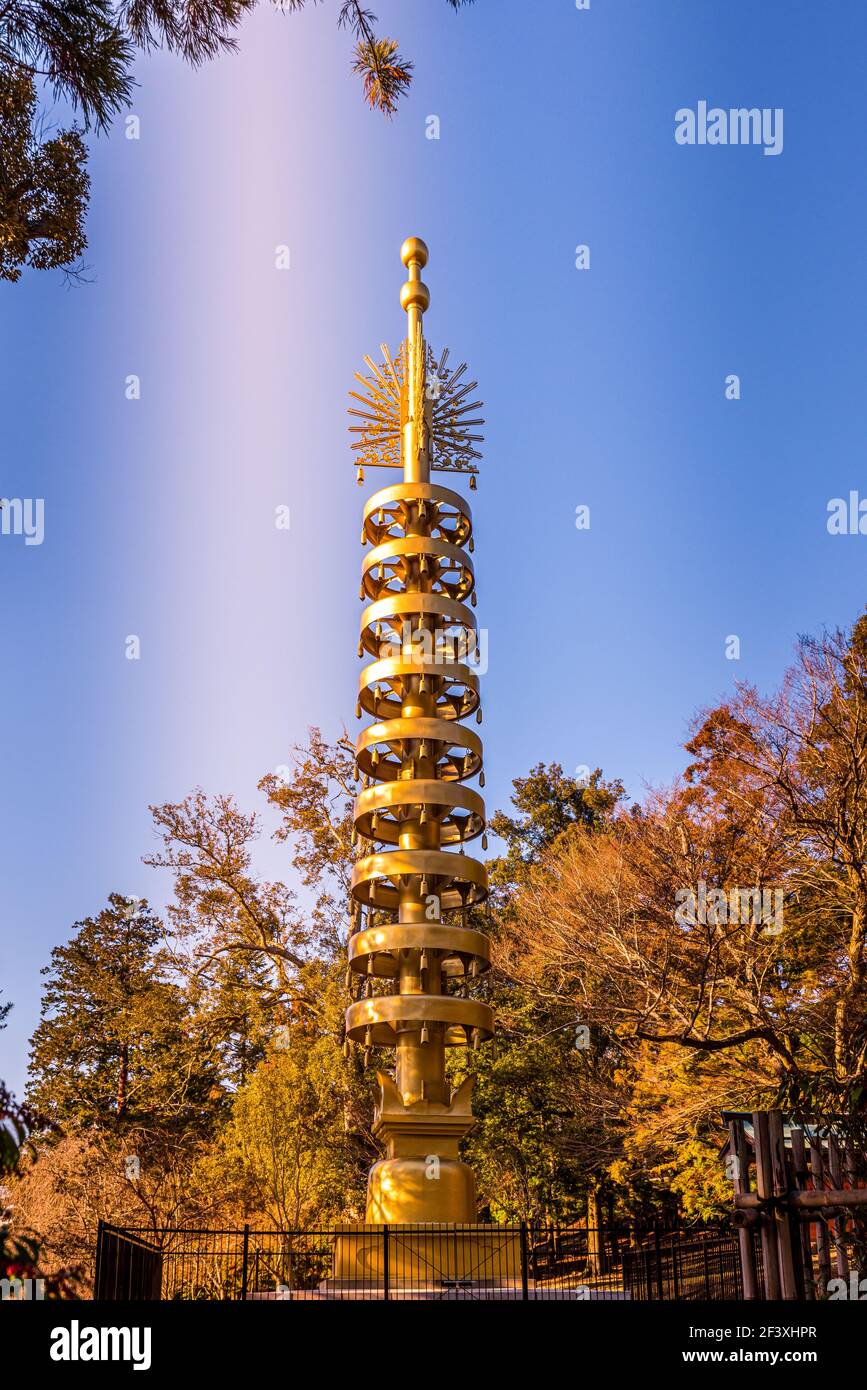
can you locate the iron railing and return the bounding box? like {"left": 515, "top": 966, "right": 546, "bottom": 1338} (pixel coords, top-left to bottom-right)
{"left": 95, "top": 1221, "right": 751, "bottom": 1302}
{"left": 621, "top": 1225, "right": 764, "bottom": 1301}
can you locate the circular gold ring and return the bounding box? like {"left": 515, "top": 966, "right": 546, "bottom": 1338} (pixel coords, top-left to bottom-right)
{"left": 346, "top": 994, "right": 494, "bottom": 1046}
{"left": 362, "top": 536, "right": 474, "bottom": 603}
{"left": 349, "top": 922, "right": 491, "bottom": 977}
{"left": 351, "top": 848, "right": 487, "bottom": 909}
{"left": 355, "top": 717, "right": 483, "bottom": 783}
{"left": 354, "top": 779, "right": 485, "bottom": 846}
{"left": 358, "top": 656, "right": 480, "bottom": 720}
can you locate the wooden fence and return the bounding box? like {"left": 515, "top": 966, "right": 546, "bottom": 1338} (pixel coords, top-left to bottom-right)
{"left": 725, "top": 1110, "right": 867, "bottom": 1299}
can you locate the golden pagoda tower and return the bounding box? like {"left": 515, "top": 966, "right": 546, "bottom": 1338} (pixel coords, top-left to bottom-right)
{"left": 344, "top": 237, "right": 493, "bottom": 1225}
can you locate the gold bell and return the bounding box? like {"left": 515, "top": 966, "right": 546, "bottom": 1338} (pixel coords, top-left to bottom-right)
{"left": 356, "top": 466, "right": 364, "bottom": 485}
{"left": 469, "top": 474, "right": 477, "bottom": 491}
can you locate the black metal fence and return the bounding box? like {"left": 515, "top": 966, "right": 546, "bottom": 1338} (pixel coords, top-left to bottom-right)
{"left": 95, "top": 1221, "right": 752, "bottom": 1301}
{"left": 94, "top": 1223, "right": 164, "bottom": 1300}
{"left": 621, "top": 1226, "right": 764, "bottom": 1301}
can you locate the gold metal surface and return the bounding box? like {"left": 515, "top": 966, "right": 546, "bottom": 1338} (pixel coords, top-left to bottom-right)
{"left": 346, "top": 238, "right": 491, "bottom": 1223}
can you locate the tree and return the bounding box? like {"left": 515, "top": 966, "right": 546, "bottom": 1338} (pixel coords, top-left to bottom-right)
{"left": 0, "top": 64, "right": 89, "bottom": 281}
{"left": 148, "top": 736, "right": 380, "bottom": 1203}
{"left": 488, "top": 761, "right": 624, "bottom": 898}
{"left": 684, "top": 611, "right": 867, "bottom": 1109}
{"left": 27, "top": 893, "right": 221, "bottom": 1134}
{"left": 1, "top": 0, "right": 475, "bottom": 280}
{"left": 197, "top": 1030, "right": 363, "bottom": 1229}
{"left": 453, "top": 763, "right": 628, "bottom": 1224}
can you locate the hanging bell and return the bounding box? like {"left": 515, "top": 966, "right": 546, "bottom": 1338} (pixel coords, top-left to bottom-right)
{"left": 469, "top": 474, "right": 477, "bottom": 491}
{"left": 482, "top": 833, "right": 488, "bottom": 851}
{"left": 471, "top": 592, "right": 477, "bottom": 608}
{"left": 357, "top": 466, "right": 365, "bottom": 486}
{"left": 468, "top": 538, "right": 474, "bottom": 554}
{"left": 420, "top": 1024, "right": 429, "bottom": 1044}
{"left": 480, "top": 771, "right": 485, "bottom": 788}
{"left": 476, "top": 707, "right": 483, "bottom": 725}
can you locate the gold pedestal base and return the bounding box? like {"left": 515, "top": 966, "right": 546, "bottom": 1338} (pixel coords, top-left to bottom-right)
{"left": 366, "top": 1156, "right": 476, "bottom": 1223}
{"left": 332, "top": 1224, "right": 522, "bottom": 1287}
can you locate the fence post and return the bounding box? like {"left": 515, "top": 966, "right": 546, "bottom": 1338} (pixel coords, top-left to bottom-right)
{"left": 729, "top": 1117, "right": 759, "bottom": 1299}
{"left": 240, "top": 1224, "right": 250, "bottom": 1301}
{"left": 753, "top": 1112, "right": 782, "bottom": 1300}
{"left": 94, "top": 1219, "right": 105, "bottom": 1301}
{"left": 383, "top": 1224, "right": 390, "bottom": 1301}
{"left": 810, "top": 1136, "right": 832, "bottom": 1296}
{"left": 519, "top": 1222, "right": 529, "bottom": 1301}
{"left": 768, "top": 1110, "right": 798, "bottom": 1299}
{"left": 653, "top": 1223, "right": 664, "bottom": 1300}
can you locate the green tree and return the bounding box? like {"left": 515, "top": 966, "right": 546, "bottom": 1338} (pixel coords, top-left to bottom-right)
{"left": 488, "top": 761, "right": 624, "bottom": 897}
{"left": 27, "top": 893, "right": 221, "bottom": 1134}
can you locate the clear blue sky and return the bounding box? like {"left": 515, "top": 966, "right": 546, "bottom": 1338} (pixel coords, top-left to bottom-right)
{"left": 2, "top": 0, "right": 865, "bottom": 1096}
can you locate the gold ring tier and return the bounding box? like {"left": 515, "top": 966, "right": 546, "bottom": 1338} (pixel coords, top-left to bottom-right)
{"left": 349, "top": 479, "right": 490, "bottom": 1066}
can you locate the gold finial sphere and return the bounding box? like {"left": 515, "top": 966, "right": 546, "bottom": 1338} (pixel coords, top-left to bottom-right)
{"left": 400, "top": 236, "right": 429, "bottom": 269}
{"left": 400, "top": 279, "right": 430, "bottom": 313}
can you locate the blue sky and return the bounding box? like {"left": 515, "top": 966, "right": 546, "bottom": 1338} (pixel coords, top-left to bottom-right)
{"left": 2, "top": 0, "right": 866, "bottom": 1095}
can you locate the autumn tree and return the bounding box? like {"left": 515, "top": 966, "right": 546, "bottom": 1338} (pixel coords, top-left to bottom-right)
{"left": 454, "top": 763, "right": 629, "bottom": 1225}
{"left": 684, "top": 612, "right": 867, "bottom": 1110}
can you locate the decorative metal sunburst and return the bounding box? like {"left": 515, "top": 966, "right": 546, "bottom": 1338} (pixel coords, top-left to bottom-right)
{"left": 349, "top": 337, "right": 484, "bottom": 474}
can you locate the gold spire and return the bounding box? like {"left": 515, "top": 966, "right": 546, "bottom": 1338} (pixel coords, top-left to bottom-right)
{"left": 345, "top": 238, "right": 491, "bottom": 1223}
{"left": 348, "top": 241, "right": 484, "bottom": 483}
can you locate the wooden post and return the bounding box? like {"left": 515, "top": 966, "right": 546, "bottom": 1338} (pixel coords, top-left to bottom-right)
{"left": 768, "top": 1110, "right": 798, "bottom": 1299}
{"left": 753, "top": 1112, "right": 782, "bottom": 1299}
{"left": 827, "top": 1135, "right": 850, "bottom": 1279}
{"left": 790, "top": 1127, "right": 815, "bottom": 1299}
{"left": 809, "top": 1136, "right": 832, "bottom": 1297}
{"left": 729, "top": 1117, "right": 759, "bottom": 1299}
